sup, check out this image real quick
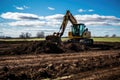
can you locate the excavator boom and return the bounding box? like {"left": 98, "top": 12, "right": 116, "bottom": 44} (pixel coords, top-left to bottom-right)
{"left": 59, "top": 10, "right": 77, "bottom": 37}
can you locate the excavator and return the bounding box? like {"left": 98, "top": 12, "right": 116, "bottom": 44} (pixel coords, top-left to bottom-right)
{"left": 46, "top": 10, "right": 93, "bottom": 46}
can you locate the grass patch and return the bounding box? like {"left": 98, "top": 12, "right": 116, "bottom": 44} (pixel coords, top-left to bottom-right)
{"left": 0, "top": 38, "right": 45, "bottom": 41}
{"left": 92, "top": 37, "right": 120, "bottom": 42}
{"left": 62, "top": 37, "right": 120, "bottom": 42}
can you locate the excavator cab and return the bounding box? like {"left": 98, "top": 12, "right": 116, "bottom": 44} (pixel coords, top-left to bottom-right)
{"left": 72, "top": 24, "right": 85, "bottom": 36}
{"left": 68, "top": 24, "right": 86, "bottom": 38}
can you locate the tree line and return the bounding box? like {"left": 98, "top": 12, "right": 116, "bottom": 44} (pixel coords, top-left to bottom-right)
{"left": 0, "top": 31, "right": 45, "bottom": 39}
{"left": 19, "top": 31, "right": 45, "bottom": 38}
{"left": 0, "top": 32, "right": 119, "bottom": 39}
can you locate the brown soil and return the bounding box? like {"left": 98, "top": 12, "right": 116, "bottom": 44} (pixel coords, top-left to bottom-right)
{"left": 0, "top": 41, "right": 120, "bottom": 80}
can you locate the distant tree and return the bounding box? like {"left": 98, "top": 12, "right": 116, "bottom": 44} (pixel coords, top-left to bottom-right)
{"left": 111, "top": 34, "right": 116, "bottom": 37}
{"left": 36, "top": 31, "right": 45, "bottom": 38}
{"left": 19, "top": 32, "right": 31, "bottom": 38}
{"left": 19, "top": 32, "right": 25, "bottom": 38}
{"left": 25, "top": 32, "right": 31, "bottom": 38}
{"left": 105, "top": 35, "right": 109, "bottom": 38}
{"left": 5, "top": 36, "right": 12, "bottom": 39}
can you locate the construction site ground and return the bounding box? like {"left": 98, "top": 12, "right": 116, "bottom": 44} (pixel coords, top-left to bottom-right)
{"left": 0, "top": 41, "right": 120, "bottom": 80}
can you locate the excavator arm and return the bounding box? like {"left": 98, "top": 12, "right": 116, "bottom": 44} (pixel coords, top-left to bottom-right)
{"left": 57, "top": 10, "right": 78, "bottom": 37}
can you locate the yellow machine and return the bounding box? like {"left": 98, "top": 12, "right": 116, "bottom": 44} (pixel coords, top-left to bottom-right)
{"left": 46, "top": 10, "right": 93, "bottom": 45}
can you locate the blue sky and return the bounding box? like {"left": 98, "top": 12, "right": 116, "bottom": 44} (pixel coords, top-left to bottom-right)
{"left": 0, "top": 0, "right": 120, "bottom": 37}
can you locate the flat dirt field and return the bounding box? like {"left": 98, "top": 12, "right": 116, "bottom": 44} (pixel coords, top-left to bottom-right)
{"left": 0, "top": 41, "right": 120, "bottom": 80}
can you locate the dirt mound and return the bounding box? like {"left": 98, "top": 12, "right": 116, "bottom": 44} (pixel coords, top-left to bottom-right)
{"left": 8, "top": 41, "right": 64, "bottom": 55}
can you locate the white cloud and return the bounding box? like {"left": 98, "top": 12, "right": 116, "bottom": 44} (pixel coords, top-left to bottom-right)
{"left": 0, "top": 12, "right": 40, "bottom": 20}
{"left": 0, "top": 12, "right": 63, "bottom": 27}
{"left": 14, "top": 5, "right": 29, "bottom": 10}
{"left": 8, "top": 20, "right": 61, "bottom": 27}
{"left": 23, "top": 5, "right": 29, "bottom": 9}
{"left": 75, "top": 14, "right": 120, "bottom": 26}
{"left": 88, "top": 9, "right": 94, "bottom": 12}
{"left": 45, "top": 14, "right": 63, "bottom": 21}
{"left": 48, "top": 7, "right": 55, "bottom": 10}
{"left": 8, "top": 21, "right": 46, "bottom": 27}
{"left": 16, "top": 7, "right": 24, "bottom": 10}
{"left": 78, "top": 9, "right": 94, "bottom": 12}
{"left": 78, "top": 9, "right": 86, "bottom": 12}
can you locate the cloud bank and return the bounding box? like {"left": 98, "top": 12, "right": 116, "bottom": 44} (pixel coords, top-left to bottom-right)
{"left": 1, "top": 12, "right": 120, "bottom": 27}
{"left": 1, "top": 12, "right": 40, "bottom": 20}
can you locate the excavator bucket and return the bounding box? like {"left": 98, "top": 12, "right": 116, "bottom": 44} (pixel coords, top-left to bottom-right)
{"left": 46, "top": 35, "right": 61, "bottom": 44}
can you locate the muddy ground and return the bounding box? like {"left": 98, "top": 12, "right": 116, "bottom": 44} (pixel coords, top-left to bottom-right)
{"left": 0, "top": 41, "right": 120, "bottom": 80}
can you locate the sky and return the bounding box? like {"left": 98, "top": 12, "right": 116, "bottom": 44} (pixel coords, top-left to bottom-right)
{"left": 0, "top": 0, "right": 120, "bottom": 37}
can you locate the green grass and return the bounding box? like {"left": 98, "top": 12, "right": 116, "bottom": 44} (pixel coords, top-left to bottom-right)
{"left": 0, "top": 37, "right": 120, "bottom": 42}
{"left": 92, "top": 37, "right": 120, "bottom": 42}
{"left": 0, "top": 38, "right": 45, "bottom": 41}
{"left": 62, "top": 37, "right": 120, "bottom": 42}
